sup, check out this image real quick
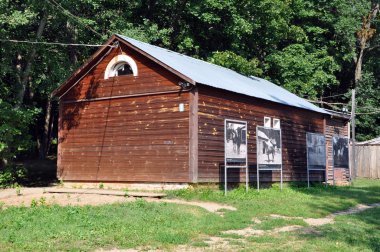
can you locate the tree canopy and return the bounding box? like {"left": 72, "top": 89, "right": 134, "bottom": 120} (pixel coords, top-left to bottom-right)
{"left": 0, "top": 0, "right": 379, "bottom": 164}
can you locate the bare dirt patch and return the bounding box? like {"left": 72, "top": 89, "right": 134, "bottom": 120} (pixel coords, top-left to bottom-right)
{"left": 146, "top": 198, "right": 237, "bottom": 215}
{"left": 223, "top": 227, "right": 265, "bottom": 237}
{"left": 0, "top": 188, "right": 237, "bottom": 216}
{"left": 0, "top": 191, "right": 133, "bottom": 207}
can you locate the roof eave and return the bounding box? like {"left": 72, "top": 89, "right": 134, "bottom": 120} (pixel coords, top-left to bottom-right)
{"left": 115, "top": 34, "right": 196, "bottom": 86}
{"left": 51, "top": 35, "right": 118, "bottom": 98}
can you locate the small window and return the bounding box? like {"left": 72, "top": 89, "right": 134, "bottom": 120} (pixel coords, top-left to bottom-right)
{"left": 264, "top": 117, "right": 271, "bottom": 128}
{"left": 104, "top": 54, "right": 138, "bottom": 79}
{"left": 273, "top": 118, "right": 281, "bottom": 129}
{"left": 113, "top": 62, "right": 133, "bottom": 76}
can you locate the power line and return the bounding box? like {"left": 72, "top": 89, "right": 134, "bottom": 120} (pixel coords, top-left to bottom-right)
{"left": 0, "top": 39, "right": 115, "bottom": 48}
{"left": 319, "top": 93, "right": 348, "bottom": 99}
{"left": 306, "top": 100, "right": 348, "bottom": 106}
{"left": 45, "top": 0, "right": 104, "bottom": 38}
{"left": 356, "top": 110, "right": 380, "bottom": 115}
{"left": 356, "top": 108, "right": 380, "bottom": 115}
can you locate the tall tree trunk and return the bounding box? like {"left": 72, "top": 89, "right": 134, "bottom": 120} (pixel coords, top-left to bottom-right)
{"left": 39, "top": 96, "right": 52, "bottom": 159}
{"left": 352, "top": 3, "right": 379, "bottom": 178}
{"left": 354, "top": 3, "right": 379, "bottom": 88}
{"left": 15, "top": 10, "right": 48, "bottom": 107}
{"left": 47, "top": 113, "right": 55, "bottom": 156}
{"left": 67, "top": 20, "right": 78, "bottom": 65}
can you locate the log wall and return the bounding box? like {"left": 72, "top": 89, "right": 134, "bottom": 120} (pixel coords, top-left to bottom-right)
{"left": 197, "top": 85, "right": 326, "bottom": 183}
{"left": 58, "top": 44, "right": 191, "bottom": 182}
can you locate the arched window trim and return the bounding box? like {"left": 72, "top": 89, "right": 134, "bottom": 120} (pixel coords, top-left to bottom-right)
{"left": 104, "top": 54, "right": 138, "bottom": 79}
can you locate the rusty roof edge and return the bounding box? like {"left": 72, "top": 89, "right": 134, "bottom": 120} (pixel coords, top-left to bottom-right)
{"left": 51, "top": 35, "right": 118, "bottom": 98}
{"left": 51, "top": 34, "right": 196, "bottom": 99}
{"left": 324, "top": 109, "right": 351, "bottom": 120}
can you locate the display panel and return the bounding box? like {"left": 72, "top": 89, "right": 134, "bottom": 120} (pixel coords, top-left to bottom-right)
{"left": 306, "top": 133, "right": 326, "bottom": 170}
{"left": 333, "top": 136, "right": 349, "bottom": 168}
{"left": 256, "top": 126, "right": 282, "bottom": 170}
{"left": 225, "top": 119, "right": 247, "bottom": 165}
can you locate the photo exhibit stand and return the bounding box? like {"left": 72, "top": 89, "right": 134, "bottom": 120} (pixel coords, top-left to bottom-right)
{"left": 332, "top": 135, "right": 350, "bottom": 187}
{"left": 256, "top": 126, "right": 283, "bottom": 191}
{"left": 224, "top": 119, "right": 249, "bottom": 195}
{"left": 306, "top": 133, "right": 327, "bottom": 188}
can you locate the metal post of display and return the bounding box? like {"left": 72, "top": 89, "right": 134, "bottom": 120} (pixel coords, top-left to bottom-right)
{"left": 307, "top": 145, "right": 310, "bottom": 188}
{"left": 246, "top": 158, "right": 249, "bottom": 192}
{"left": 280, "top": 168, "right": 283, "bottom": 190}
{"left": 224, "top": 165, "right": 227, "bottom": 195}
{"left": 333, "top": 162, "right": 335, "bottom": 186}
{"left": 257, "top": 162, "right": 259, "bottom": 191}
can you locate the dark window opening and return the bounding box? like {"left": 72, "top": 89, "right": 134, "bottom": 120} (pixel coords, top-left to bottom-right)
{"left": 115, "top": 63, "right": 133, "bottom": 76}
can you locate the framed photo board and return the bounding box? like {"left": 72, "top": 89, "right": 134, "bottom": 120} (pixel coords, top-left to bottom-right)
{"left": 306, "top": 132, "right": 327, "bottom": 187}
{"left": 224, "top": 119, "right": 248, "bottom": 195}
{"left": 256, "top": 126, "right": 282, "bottom": 190}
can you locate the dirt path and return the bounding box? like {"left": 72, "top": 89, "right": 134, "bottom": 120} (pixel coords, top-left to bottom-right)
{"left": 146, "top": 198, "right": 236, "bottom": 215}
{"left": 0, "top": 188, "right": 236, "bottom": 215}
{"left": 163, "top": 202, "right": 380, "bottom": 252}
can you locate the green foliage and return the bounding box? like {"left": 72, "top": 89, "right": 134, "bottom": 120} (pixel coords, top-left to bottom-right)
{"left": 0, "top": 165, "right": 27, "bottom": 188}
{"left": 209, "top": 51, "right": 263, "bottom": 77}
{"left": 266, "top": 44, "right": 340, "bottom": 99}
{"left": 0, "top": 99, "right": 40, "bottom": 162}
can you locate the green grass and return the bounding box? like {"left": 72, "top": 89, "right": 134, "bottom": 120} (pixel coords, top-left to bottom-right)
{"left": 244, "top": 207, "right": 380, "bottom": 251}
{"left": 0, "top": 179, "right": 380, "bottom": 251}
{"left": 0, "top": 200, "right": 224, "bottom": 251}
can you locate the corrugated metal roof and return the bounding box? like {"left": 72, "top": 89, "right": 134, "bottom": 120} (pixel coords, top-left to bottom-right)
{"left": 117, "top": 34, "right": 328, "bottom": 114}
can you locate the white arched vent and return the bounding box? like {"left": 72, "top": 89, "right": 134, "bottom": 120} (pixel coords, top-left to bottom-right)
{"left": 104, "top": 54, "right": 138, "bottom": 79}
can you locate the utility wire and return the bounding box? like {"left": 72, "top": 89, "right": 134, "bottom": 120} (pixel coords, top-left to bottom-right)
{"left": 0, "top": 39, "right": 115, "bottom": 48}
{"left": 356, "top": 110, "right": 380, "bottom": 115}
{"left": 356, "top": 108, "right": 380, "bottom": 115}
{"left": 318, "top": 93, "right": 348, "bottom": 99}
{"left": 45, "top": 0, "right": 104, "bottom": 38}
{"left": 306, "top": 100, "right": 348, "bottom": 106}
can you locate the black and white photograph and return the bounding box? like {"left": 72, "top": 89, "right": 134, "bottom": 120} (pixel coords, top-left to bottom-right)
{"left": 256, "top": 126, "right": 282, "bottom": 170}
{"left": 333, "top": 136, "right": 349, "bottom": 168}
{"left": 306, "top": 133, "right": 326, "bottom": 170}
{"left": 225, "top": 120, "right": 247, "bottom": 164}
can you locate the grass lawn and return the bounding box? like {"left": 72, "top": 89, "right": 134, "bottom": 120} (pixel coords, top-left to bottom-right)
{"left": 0, "top": 179, "right": 380, "bottom": 251}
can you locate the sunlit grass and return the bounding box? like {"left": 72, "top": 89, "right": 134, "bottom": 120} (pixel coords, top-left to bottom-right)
{"left": 0, "top": 179, "right": 379, "bottom": 251}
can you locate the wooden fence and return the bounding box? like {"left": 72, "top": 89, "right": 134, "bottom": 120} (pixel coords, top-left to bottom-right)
{"left": 351, "top": 145, "right": 380, "bottom": 179}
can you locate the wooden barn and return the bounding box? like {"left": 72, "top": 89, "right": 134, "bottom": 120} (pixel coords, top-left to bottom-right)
{"left": 52, "top": 34, "right": 350, "bottom": 185}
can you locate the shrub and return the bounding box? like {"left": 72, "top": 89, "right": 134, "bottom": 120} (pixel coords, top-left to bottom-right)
{"left": 0, "top": 164, "right": 27, "bottom": 188}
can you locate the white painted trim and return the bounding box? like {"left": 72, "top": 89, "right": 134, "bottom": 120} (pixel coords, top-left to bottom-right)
{"left": 264, "top": 117, "right": 271, "bottom": 128}
{"left": 104, "top": 54, "right": 138, "bottom": 79}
